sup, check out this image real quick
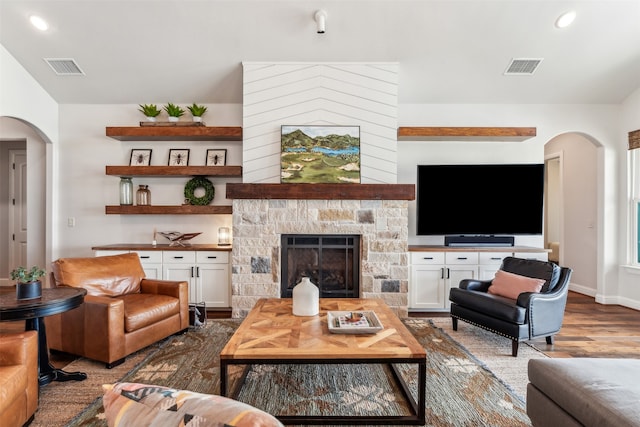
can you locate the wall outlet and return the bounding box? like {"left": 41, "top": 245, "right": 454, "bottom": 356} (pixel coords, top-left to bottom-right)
{"left": 67, "top": 217, "right": 75, "bottom": 227}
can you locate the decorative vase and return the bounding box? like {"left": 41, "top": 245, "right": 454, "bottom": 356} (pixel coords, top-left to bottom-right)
{"left": 119, "top": 177, "right": 133, "bottom": 206}
{"left": 16, "top": 281, "right": 42, "bottom": 300}
{"left": 145, "top": 116, "right": 157, "bottom": 122}
{"left": 136, "top": 184, "right": 151, "bottom": 206}
{"left": 292, "top": 277, "right": 319, "bottom": 316}
{"left": 192, "top": 116, "right": 203, "bottom": 123}
{"left": 168, "top": 116, "right": 179, "bottom": 123}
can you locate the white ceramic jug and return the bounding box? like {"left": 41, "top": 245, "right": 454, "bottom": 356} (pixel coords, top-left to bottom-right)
{"left": 292, "top": 277, "right": 319, "bottom": 316}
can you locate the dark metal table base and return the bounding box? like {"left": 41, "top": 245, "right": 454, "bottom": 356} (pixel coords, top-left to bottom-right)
{"left": 220, "top": 358, "right": 426, "bottom": 425}
{"left": 27, "top": 317, "right": 88, "bottom": 386}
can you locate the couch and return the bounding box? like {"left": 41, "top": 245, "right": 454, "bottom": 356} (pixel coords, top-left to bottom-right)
{"left": 527, "top": 358, "right": 640, "bottom": 426}
{"left": 46, "top": 252, "right": 189, "bottom": 367}
{"left": 0, "top": 331, "right": 38, "bottom": 427}
{"left": 449, "top": 256, "right": 572, "bottom": 356}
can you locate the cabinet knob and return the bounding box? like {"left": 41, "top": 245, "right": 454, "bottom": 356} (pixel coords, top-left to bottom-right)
{"left": 140, "top": 256, "right": 150, "bottom": 259}
{"left": 423, "top": 257, "right": 434, "bottom": 260}
{"left": 457, "top": 257, "right": 467, "bottom": 260}
{"left": 174, "top": 256, "right": 184, "bottom": 259}
{"left": 207, "top": 256, "right": 217, "bottom": 259}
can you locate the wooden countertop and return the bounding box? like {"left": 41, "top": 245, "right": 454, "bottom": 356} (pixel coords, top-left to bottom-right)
{"left": 92, "top": 243, "right": 232, "bottom": 252}
{"left": 408, "top": 245, "right": 550, "bottom": 252}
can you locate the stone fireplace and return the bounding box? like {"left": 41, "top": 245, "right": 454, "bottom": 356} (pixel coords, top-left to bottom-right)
{"left": 228, "top": 184, "right": 413, "bottom": 318}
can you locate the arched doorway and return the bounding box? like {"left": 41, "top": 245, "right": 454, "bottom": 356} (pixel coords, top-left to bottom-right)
{"left": 544, "top": 132, "right": 602, "bottom": 297}
{"left": 0, "top": 117, "right": 48, "bottom": 286}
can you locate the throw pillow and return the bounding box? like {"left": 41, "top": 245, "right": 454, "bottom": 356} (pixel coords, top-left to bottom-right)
{"left": 102, "top": 382, "right": 284, "bottom": 427}
{"left": 487, "top": 270, "right": 545, "bottom": 300}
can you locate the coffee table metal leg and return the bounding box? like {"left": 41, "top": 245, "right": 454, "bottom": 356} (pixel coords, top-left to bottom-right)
{"left": 220, "top": 360, "right": 228, "bottom": 396}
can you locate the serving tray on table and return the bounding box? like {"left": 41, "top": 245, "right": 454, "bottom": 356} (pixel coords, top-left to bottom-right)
{"left": 327, "top": 311, "right": 383, "bottom": 334}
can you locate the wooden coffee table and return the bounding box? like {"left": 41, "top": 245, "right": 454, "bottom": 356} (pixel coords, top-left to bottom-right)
{"left": 220, "top": 298, "right": 426, "bottom": 425}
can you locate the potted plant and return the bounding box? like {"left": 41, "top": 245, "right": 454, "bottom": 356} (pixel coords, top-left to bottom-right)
{"left": 10, "top": 266, "right": 45, "bottom": 300}
{"left": 164, "top": 103, "right": 185, "bottom": 122}
{"left": 138, "top": 104, "right": 161, "bottom": 122}
{"left": 187, "top": 103, "right": 207, "bottom": 122}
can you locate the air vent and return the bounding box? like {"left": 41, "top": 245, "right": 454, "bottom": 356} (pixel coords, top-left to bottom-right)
{"left": 504, "top": 58, "right": 543, "bottom": 75}
{"left": 44, "top": 58, "right": 85, "bottom": 75}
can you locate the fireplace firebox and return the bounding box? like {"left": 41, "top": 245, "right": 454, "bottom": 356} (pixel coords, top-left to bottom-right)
{"left": 281, "top": 235, "right": 360, "bottom": 298}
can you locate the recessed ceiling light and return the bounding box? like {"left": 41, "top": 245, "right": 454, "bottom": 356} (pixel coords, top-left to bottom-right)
{"left": 555, "top": 10, "right": 576, "bottom": 29}
{"left": 29, "top": 15, "right": 49, "bottom": 31}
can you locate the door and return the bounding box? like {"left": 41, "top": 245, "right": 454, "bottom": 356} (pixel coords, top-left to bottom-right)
{"left": 9, "top": 150, "right": 27, "bottom": 272}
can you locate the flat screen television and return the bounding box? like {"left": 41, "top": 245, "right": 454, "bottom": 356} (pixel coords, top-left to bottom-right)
{"left": 416, "top": 164, "right": 545, "bottom": 236}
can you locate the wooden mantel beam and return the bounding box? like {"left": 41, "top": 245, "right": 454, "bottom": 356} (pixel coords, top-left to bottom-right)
{"left": 226, "top": 183, "right": 415, "bottom": 201}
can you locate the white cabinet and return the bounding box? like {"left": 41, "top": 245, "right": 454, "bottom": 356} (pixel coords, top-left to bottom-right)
{"left": 409, "top": 247, "right": 549, "bottom": 311}
{"left": 94, "top": 248, "right": 230, "bottom": 307}
{"left": 410, "top": 253, "right": 446, "bottom": 310}
{"left": 163, "top": 251, "right": 230, "bottom": 308}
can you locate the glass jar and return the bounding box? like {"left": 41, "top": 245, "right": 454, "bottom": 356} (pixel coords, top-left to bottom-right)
{"left": 119, "top": 177, "right": 133, "bottom": 205}
{"left": 136, "top": 184, "right": 151, "bottom": 206}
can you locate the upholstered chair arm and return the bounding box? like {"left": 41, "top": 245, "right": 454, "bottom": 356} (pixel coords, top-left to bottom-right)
{"left": 140, "top": 279, "right": 189, "bottom": 330}
{"left": 0, "top": 331, "right": 37, "bottom": 366}
{"left": 140, "top": 279, "right": 188, "bottom": 299}
{"left": 459, "top": 278, "right": 492, "bottom": 293}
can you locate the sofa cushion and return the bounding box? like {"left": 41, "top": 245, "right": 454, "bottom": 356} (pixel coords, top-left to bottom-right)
{"left": 102, "top": 382, "right": 284, "bottom": 427}
{"left": 118, "top": 293, "right": 180, "bottom": 333}
{"left": 528, "top": 359, "right": 640, "bottom": 427}
{"left": 488, "top": 270, "right": 545, "bottom": 300}
{"left": 449, "top": 288, "right": 526, "bottom": 324}
{"left": 52, "top": 253, "right": 145, "bottom": 297}
{"left": 501, "top": 257, "right": 560, "bottom": 292}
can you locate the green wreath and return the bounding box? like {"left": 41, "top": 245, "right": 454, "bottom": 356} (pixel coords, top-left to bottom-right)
{"left": 184, "top": 176, "right": 215, "bottom": 205}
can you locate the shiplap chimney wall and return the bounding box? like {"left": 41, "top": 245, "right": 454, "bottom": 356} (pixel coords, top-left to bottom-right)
{"left": 241, "top": 62, "right": 399, "bottom": 183}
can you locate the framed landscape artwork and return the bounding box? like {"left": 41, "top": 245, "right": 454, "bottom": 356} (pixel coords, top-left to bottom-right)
{"left": 281, "top": 125, "right": 360, "bottom": 184}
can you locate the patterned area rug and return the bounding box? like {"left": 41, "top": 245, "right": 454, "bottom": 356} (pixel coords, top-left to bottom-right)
{"left": 36, "top": 319, "right": 533, "bottom": 426}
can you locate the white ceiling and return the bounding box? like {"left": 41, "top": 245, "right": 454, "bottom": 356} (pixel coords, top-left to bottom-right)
{"left": 1, "top": 0, "right": 639, "bottom": 105}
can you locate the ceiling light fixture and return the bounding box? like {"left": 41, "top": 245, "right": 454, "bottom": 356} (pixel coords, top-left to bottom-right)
{"left": 315, "top": 10, "right": 327, "bottom": 34}
{"left": 555, "top": 10, "right": 576, "bottom": 29}
{"left": 29, "top": 15, "right": 49, "bottom": 31}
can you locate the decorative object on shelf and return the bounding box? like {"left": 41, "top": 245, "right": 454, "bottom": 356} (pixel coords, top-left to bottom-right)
{"left": 129, "top": 149, "right": 152, "bottom": 166}
{"left": 158, "top": 231, "right": 202, "bottom": 247}
{"left": 164, "top": 103, "right": 185, "bottom": 122}
{"left": 153, "top": 228, "right": 157, "bottom": 246}
{"left": 138, "top": 104, "right": 161, "bottom": 122}
{"left": 184, "top": 176, "right": 215, "bottom": 205}
{"left": 119, "top": 177, "right": 133, "bottom": 205}
{"left": 281, "top": 125, "right": 361, "bottom": 184}
{"left": 136, "top": 185, "right": 151, "bottom": 205}
{"left": 10, "top": 265, "right": 45, "bottom": 300}
{"left": 292, "top": 276, "right": 319, "bottom": 316}
{"left": 187, "top": 103, "right": 208, "bottom": 123}
{"left": 218, "top": 227, "right": 231, "bottom": 246}
{"left": 327, "top": 311, "right": 384, "bottom": 334}
{"left": 168, "top": 149, "right": 189, "bottom": 166}
{"left": 206, "top": 149, "right": 227, "bottom": 166}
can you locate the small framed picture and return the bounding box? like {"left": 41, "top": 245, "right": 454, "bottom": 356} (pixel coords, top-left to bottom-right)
{"left": 168, "top": 149, "right": 190, "bottom": 166}
{"left": 129, "top": 149, "right": 152, "bottom": 166}
{"left": 206, "top": 149, "right": 227, "bottom": 166}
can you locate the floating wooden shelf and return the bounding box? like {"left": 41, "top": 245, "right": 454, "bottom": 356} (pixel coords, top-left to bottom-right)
{"left": 105, "top": 205, "right": 232, "bottom": 215}
{"left": 226, "top": 183, "right": 415, "bottom": 200}
{"left": 105, "top": 166, "right": 242, "bottom": 177}
{"left": 106, "top": 126, "right": 243, "bottom": 141}
{"left": 397, "top": 127, "right": 536, "bottom": 141}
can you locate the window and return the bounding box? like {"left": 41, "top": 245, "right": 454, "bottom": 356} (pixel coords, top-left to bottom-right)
{"left": 630, "top": 146, "right": 640, "bottom": 265}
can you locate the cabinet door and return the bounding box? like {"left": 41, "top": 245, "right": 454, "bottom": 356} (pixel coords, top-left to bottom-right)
{"left": 195, "top": 252, "right": 230, "bottom": 308}
{"left": 133, "top": 251, "right": 162, "bottom": 279}
{"left": 478, "top": 252, "right": 510, "bottom": 280}
{"left": 163, "top": 263, "right": 197, "bottom": 304}
{"left": 446, "top": 265, "right": 478, "bottom": 309}
{"left": 196, "top": 263, "right": 230, "bottom": 308}
{"left": 410, "top": 264, "right": 446, "bottom": 310}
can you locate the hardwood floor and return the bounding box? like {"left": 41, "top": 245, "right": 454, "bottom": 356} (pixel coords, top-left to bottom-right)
{"left": 410, "top": 291, "right": 640, "bottom": 358}
{"left": 529, "top": 292, "right": 640, "bottom": 358}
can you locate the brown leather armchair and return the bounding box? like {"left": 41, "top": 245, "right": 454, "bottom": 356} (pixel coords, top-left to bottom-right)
{"left": 45, "top": 253, "right": 189, "bottom": 367}
{"left": 0, "top": 330, "right": 38, "bottom": 427}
